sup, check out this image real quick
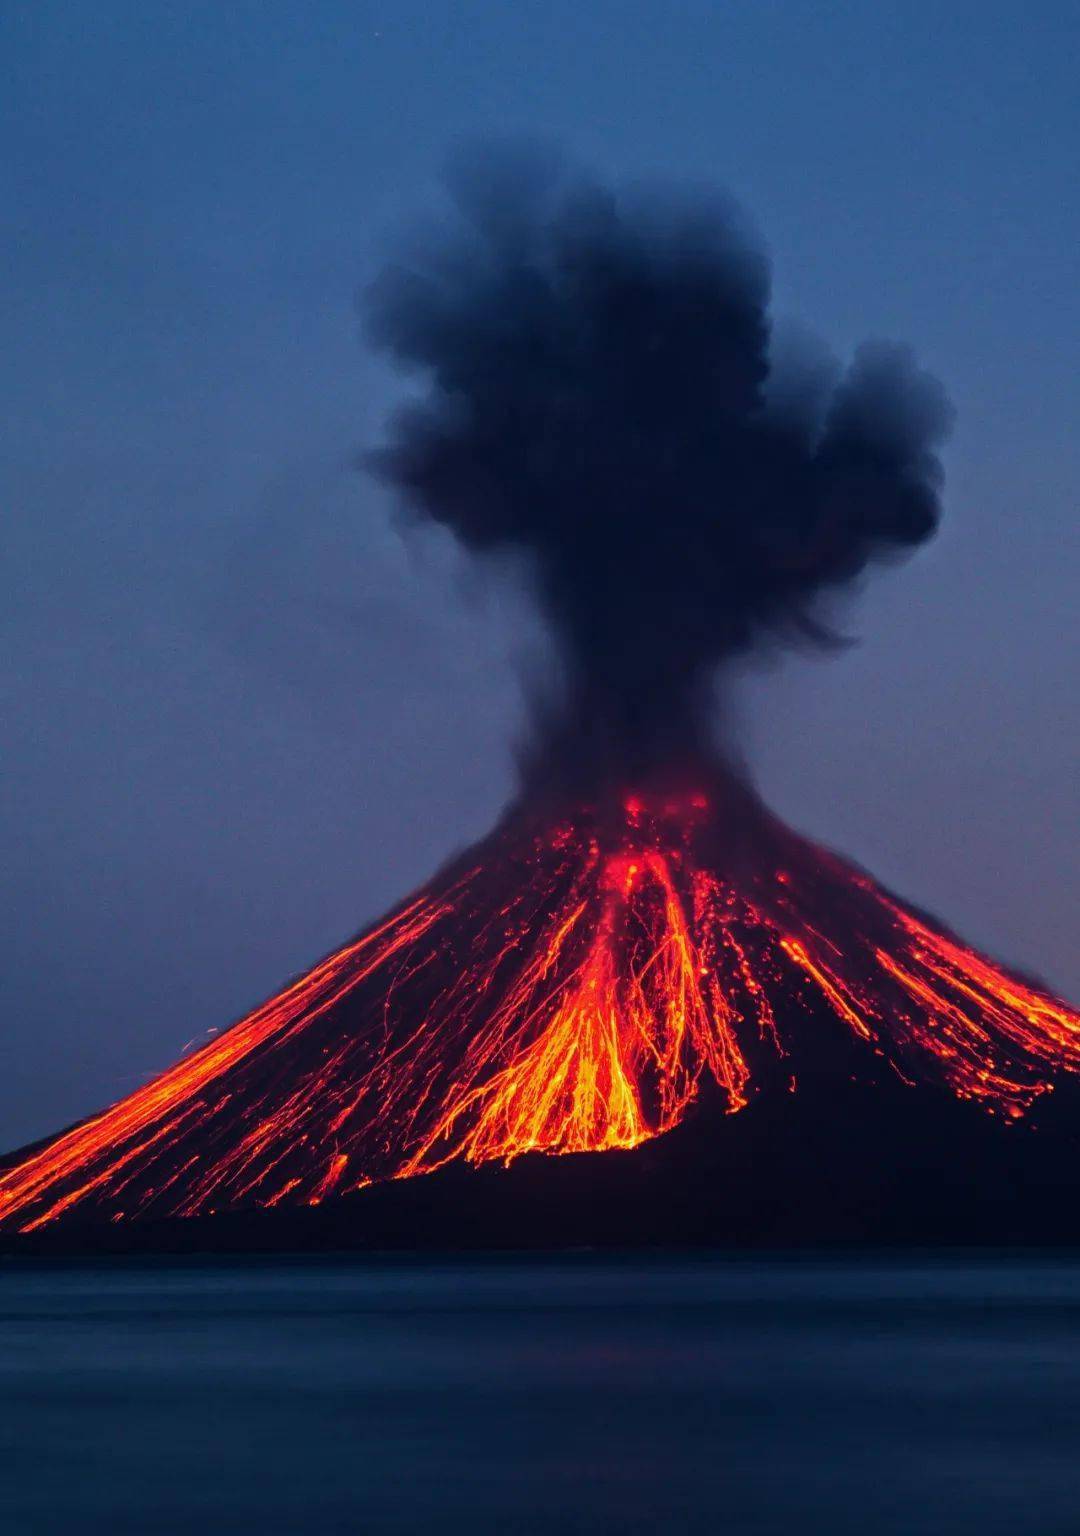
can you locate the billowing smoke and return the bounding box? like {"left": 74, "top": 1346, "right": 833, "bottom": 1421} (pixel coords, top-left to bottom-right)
{"left": 366, "top": 152, "right": 952, "bottom": 788}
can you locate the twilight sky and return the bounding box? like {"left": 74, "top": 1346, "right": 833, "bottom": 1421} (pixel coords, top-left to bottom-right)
{"left": 2, "top": 0, "right": 1077, "bottom": 1149}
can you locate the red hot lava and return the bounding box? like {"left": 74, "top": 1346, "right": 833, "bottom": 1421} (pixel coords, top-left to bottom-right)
{"left": 1, "top": 786, "right": 1077, "bottom": 1234}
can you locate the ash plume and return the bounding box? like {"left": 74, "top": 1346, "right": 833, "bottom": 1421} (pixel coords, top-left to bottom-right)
{"left": 10, "top": 155, "right": 1080, "bottom": 1255}
{"left": 366, "top": 151, "right": 953, "bottom": 787}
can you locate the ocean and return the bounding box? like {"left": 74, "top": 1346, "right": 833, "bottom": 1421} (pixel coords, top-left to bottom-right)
{"left": 3, "top": 1256, "right": 1080, "bottom": 1533}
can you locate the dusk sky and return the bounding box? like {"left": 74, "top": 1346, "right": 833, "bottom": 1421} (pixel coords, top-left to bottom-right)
{"left": 3, "top": 0, "right": 1077, "bottom": 1150}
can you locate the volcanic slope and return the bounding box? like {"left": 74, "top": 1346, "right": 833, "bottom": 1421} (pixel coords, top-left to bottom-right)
{"left": 2, "top": 782, "right": 1078, "bottom": 1245}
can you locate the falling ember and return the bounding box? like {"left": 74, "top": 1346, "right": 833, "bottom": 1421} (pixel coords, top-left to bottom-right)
{"left": 2, "top": 786, "right": 1077, "bottom": 1235}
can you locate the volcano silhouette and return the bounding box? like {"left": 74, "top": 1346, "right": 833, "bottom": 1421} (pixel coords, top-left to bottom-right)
{"left": 5, "top": 160, "right": 1077, "bottom": 1252}
{"left": 3, "top": 773, "right": 1078, "bottom": 1250}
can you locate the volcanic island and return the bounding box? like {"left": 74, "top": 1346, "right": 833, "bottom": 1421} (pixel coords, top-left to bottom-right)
{"left": 4, "top": 163, "right": 1077, "bottom": 1253}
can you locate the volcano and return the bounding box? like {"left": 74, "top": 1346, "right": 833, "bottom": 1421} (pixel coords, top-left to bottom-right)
{"left": 3, "top": 776, "right": 1078, "bottom": 1246}
{"left": 4, "top": 159, "right": 1076, "bottom": 1249}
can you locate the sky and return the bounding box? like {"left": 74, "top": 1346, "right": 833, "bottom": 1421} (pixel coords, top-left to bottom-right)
{"left": 2, "top": 0, "right": 1077, "bottom": 1149}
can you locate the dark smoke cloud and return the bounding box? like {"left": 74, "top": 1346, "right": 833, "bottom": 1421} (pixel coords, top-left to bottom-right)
{"left": 366, "top": 151, "right": 953, "bottom": 788}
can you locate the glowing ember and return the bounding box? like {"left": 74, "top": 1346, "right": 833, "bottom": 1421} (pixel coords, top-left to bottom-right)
{"left": 1, "top": 789, "right": 1077, "bottom": 1234}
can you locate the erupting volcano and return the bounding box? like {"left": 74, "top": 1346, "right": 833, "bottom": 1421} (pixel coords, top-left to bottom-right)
{"left": 3, "top": 156, "right": 1077, "bottom": 1247}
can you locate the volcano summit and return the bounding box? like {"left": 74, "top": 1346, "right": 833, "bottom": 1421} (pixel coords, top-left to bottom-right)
{"left": 3, "top": 160, "right": 1077, "bottom": 1249}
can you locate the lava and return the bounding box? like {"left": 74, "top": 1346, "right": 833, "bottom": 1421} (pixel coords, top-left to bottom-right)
{"left": 1, "top": 788, "right": 1077, "bottom": 1236}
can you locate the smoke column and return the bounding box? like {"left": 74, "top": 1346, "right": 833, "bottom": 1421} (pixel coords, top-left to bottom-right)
{"left": 366, "top": 150, "right": 953, "bottom": 788}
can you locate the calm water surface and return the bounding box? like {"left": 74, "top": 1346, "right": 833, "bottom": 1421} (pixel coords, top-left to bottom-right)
{"left": 3, "top": 1256, "right": 1080, "bottom": 1534}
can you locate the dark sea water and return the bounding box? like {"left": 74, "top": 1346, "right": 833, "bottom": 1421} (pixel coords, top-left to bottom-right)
{"left": 3, "top": 1257, "right": 1080, "bottom": 1535}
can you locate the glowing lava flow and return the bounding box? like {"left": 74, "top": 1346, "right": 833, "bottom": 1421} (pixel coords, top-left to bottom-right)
{"left": 1, "top": 791, "right": 1078, "bottom": 1233}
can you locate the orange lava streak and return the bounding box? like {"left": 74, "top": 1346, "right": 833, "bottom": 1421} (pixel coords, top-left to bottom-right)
{"left": 1, "top": 791, "right": 1077, "bottom": 1233}
{"left": 0, "top": 895, "right": 449, "bottom": 1229}
{"left": 399, "top": 850, "right": 748, "bottom": 1175}
{"left": 781, "top": 939, "right": 875, "bottom": 1040}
